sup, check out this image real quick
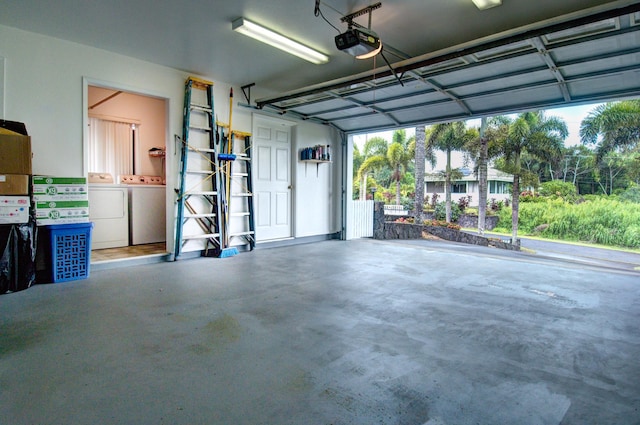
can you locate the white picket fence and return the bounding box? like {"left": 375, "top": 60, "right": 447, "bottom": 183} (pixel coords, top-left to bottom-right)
{"left": 347, "top": 200, "right": 374, "bottom": 239}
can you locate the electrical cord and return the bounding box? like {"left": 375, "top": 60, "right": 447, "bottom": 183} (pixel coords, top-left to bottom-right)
{"left": 380, "top": 51, "right": 404, "bottom": 87}
{"left": 315, "top": 0, "right": 342, "bottom": 33}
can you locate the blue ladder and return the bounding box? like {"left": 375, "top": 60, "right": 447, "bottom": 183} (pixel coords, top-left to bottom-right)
{"left": 174, "top": 77, "right": 223, "bottom": 259}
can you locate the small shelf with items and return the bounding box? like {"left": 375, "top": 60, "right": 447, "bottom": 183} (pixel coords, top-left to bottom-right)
{"left": 300, "top": 145, "right": 332, "bottom": 177}
{"left": 301, "top": 158, "right": 332, "bottom": 164}
{"left": 148, "top": 147, "right": 166, "bottom": 182}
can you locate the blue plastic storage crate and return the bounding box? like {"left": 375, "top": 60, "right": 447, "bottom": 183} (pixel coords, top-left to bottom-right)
{"left": 47, "top": 222, "right": 93, "bottom": 283}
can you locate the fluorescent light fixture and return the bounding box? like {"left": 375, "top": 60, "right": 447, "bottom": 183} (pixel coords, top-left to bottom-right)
{"left": 472, "top": 0, "right": 502, "bottom": 10}
{"left": 232, "top": 18, "right": 329, "bottom": 64}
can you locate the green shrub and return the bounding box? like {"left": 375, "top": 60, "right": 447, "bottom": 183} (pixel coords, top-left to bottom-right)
{"left": 434, "top": 201, "right": 461, "bottom": 222}
{"left": 620, "top": 184, "right": 640, "bottom": 203}
{"left": 582, "top": 194, "right": 604, "bottom": 202}
{"left": 430, "top": 193, "right": 439, "bottom": 209}
{"left": 622, "top": 225, "right": 640, "bottom": 247}
{"left": 539, "top": 180, "right": 578, "bottom": 202}
{"left": 494, "top": 197, "right": 640, "bottom": 248}
{"left": 457, "top": 196, "right": 472, "bottom": 212}
{"left": 493, "top": 206, "right": 512, "bottom": 233}
{"left": 489, "top": 198, "right": 505, "bottom": 211}
{"left": 520, "top": 191, "right": 546, "bottom": 203}
{"left": 401, "top": 197, "right": 415, "bottom": 212}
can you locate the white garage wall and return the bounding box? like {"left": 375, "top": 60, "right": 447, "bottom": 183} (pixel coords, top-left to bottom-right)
{"left": 0, "top": 25, "right": 186, "bottom": 177}
{"left": 0, "top": 23, "right": 342, "bottom": 251}
{"left": 293, "top": 123, "right": 342, "bottom": 238}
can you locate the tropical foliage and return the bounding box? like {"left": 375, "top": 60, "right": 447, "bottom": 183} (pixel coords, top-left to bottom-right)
{"left": 580, "top": 99, "right": 640, "bottom": 159}
{"left": 413, "top": 126, "right": 426, "bottom": 222}
{"left": 538, "top": 180, "right": 578, "bottom": 201}
{"left": 493, "top": 197, "right": 640, "bottom": 248}
{"left": 426, "top": 122, "right": 478, "bottom": 222}
{"left": 525, "top": 99, "right": 640, "bottom": 194}
{"left": 489, "top": 111, "right": 568, "bottom": 243}
{"left": 619, "top": 184, "right": 640, "bottom": 203}
{"left": 434, "top": 201, "right": 461, "bottom": 222}
{"left": 353, "top": 99, "right": 640, "bottom": 249}
{"left": 355, "top": 131, "right": 415, "bottom": 203}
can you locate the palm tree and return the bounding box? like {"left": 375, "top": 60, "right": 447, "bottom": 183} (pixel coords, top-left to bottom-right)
{"left": 427, "top": 121, "right": 477, "bottom": 222}
{"left": 352, "top": 143, "right": 364, "bottom": 182}
{"left": 357, "top": 155, "right": 386, "bottom": 200}
{"left": 580, "top": 100, "right": 640, "bottom": 159}
{"left": 357, "top": 130, "right": 414, "bottom": 205}
{"left": 493, "top": 111, "right": 568, "bottom": 244}
{"left": 387, "top": 134, "right": 414, "bottom": 205}
{"left": 467, "top": 116, "right": 523, "bottom": 233}
{"left": 414, "top": 126, "right": 426, "bottom": 223}
{"left": 477, "top": 118, "right": 489, "bottom": 235}
{"left": 363, "top": 135, "right": 388, "bottom": 157}
{"left": 356, "top": 136, "right": 388, "bottom": 200}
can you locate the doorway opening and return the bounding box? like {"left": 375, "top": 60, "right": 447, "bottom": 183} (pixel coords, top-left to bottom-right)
{"left": 84, "top": 82, "right": 169, "bottom": 263}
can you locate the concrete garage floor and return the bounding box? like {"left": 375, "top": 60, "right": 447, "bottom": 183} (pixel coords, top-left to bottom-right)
{"left": 1, "top": 239, "right": 639, "bottom": 424}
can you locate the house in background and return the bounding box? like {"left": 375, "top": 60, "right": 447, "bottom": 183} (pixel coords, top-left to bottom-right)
{"left": 425, "top": 167, "right": 512, "bottom": 207}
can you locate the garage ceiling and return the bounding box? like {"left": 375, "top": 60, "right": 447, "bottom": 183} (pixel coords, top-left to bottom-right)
{"left": 257, "top": 2, "right": 640, "bottom": 133}
{"left": 2, "top": 0, "right": 640, "bottom": 134}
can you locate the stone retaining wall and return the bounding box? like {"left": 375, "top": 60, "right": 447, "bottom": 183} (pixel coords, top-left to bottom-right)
{"left": 382, "top": 222, "right": 489, "bottom": 246}
{"left": 374, "top": 202, "right": 519, "bottom": 251}
{"left": 383, "top": 212, "right": 499, "bottom": 230}
{"left": 381, "top": 222, "right": 519, "bottom": 251}
{"left": 422, "top": 212, "right": 499, "bottom": 230}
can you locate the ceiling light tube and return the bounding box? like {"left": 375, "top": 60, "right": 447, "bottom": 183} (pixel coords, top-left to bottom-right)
{"left": 232, "top": 18, "right": 329, "bottom": 64}
{"left": 472, "top": 0, "right": 502, "bottom": 10}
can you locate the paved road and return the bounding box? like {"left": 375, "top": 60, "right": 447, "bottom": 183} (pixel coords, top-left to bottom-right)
{"left": 471, "top": 232, "right": 640, "bottom": 273}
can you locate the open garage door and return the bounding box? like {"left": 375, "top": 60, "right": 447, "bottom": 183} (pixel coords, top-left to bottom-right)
{"left": 256, "top": 3, "right": 640, "bottom": 134}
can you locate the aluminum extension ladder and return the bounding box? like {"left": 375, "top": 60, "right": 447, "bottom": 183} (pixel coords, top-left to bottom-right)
{"left": 174, "top": 76, "right": 223, "bottom": 259}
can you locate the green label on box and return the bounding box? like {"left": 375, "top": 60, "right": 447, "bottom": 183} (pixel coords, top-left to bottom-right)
{"left": 35, "top": 207, "right": 89, "bottom": 220}
{"left": 33, "top": 176, "right": 88, "bottom": 185}
{"left": 33, "top": 185, "right": 88, "bottom": 195}
{"left": 36, "top": 200, "right": 89, "bottom": 209}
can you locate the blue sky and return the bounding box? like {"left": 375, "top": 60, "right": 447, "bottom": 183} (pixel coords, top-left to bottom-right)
{"left": 546, "top": 103, "right": 601, "bottom": 146}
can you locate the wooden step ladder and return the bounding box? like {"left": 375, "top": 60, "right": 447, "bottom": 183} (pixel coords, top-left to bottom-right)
{"left": 174, "top": 77, "right": 223, "bottom": 259}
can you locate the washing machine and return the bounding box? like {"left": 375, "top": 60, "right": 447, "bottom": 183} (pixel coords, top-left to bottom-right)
{"left": 88, "top": 173, "right": 129, "bottom": 249}
{"left": 120, "top": 175, "right": 166, "bottom": 245}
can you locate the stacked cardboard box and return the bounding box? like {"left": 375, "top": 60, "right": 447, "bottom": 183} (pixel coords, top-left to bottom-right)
{"left": 0, "top": 195, "right": 30, "bottom": 224}
{"left": 0, "top": 130, "right": 32, "bottom": 224}
{"left": 33, "top": 176, "right": 89, "bottom": 225}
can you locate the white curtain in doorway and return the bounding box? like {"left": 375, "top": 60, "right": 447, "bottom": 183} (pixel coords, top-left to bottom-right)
{"left": 88, "top": 117, "right": 133, "bottom": 179}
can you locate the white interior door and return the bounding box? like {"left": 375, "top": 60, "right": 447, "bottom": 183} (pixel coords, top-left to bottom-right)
{"left": 253, "top": 116, "right": 293, "bottom": 241}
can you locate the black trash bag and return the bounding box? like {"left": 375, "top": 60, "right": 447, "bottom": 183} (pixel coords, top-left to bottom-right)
{"left": 0, "top": 119, "right": 28, "bottom": 135}
{"left": 0, "top": 219, "right": 37, "bottom": 294}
